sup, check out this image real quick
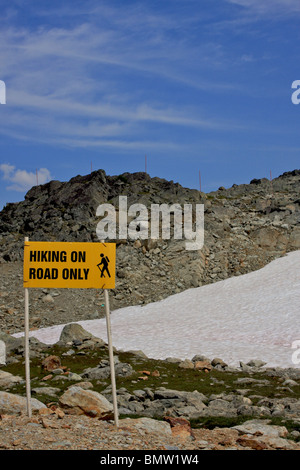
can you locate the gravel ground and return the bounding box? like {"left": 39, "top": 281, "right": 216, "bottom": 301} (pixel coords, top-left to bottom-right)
{"left": 1, "top": 412, "right": 300, "bottom": 452}
{"left": 0, "top": 413, "right": 238, "bottom": 451}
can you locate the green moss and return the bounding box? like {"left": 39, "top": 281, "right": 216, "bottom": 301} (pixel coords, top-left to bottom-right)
{"left": 1, "top": 344, "right": 300, "bottom": 434}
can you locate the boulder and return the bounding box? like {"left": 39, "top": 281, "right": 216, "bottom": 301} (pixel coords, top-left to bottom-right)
{"left": 211, "top": 357, "right": 228, "bottom": 368}
{"left": 58, "top": 386, "right": 113, "bottom": 419}
{"left": 82, "top": 361, "right": 134, "bottom": 380}
{"left": 178, "top": 359, "right": 194, "bottom": 369}
{"left": 58, "top": 323, "right": 99, "bottom": 344}
{"left": 233, "top": 419, "right": 288, "bottom": 438}
{"left": 0, "top": 332, "right": 24, "bottom": 354}
{"left": 0, "top": 333, "right": 49, "bottom": 357}
{"left": 0, "top": 371, "right": 23, "bottom": 389}
{"left": 0, "top": 391, "right": 46, "bottom": 415}
{"left": 120, "top": 417, "right": 172, "bottom": 436}
{"left": 246, "top": 359, "right": 267, "bottom": 368}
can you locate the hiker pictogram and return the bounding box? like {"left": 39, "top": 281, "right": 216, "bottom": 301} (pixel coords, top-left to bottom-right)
{"left": 97, "top": 253, "right": 111, "bottom": 278}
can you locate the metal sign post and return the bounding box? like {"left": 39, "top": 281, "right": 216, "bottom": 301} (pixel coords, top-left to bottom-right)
{"left": 24, "top": 237, "right": 32, "bottom": 418}
{"left": 104, "top": 288, "right": 119, "bottom": 428}
{"left": 101, "top": 239, "right": 119, "bottom": 427}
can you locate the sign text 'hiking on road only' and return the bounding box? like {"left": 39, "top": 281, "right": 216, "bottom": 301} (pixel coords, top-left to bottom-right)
{"left": 23, "top": 241, "right": 116, "bottom": 289}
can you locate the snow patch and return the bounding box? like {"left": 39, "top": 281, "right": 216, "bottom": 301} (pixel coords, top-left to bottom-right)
{"left": 13, "top": 251, "right": 300, "bottom": 368}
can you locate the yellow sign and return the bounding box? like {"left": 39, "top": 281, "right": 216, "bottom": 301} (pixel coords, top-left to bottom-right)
{"left": 23, "top": 241, "right": 115, "bottom": 289}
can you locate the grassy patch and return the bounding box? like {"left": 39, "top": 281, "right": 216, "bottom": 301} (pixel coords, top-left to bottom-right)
{"left": 1, "top": 344, "right": 300, "bottom": 435}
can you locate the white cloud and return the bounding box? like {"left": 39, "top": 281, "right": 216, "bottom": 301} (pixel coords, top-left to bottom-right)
{"left": 0, "top": 163, "right": 15, "bottom": 179}
{"left": 0, "top": 164, "right": 52, "bottom": 192}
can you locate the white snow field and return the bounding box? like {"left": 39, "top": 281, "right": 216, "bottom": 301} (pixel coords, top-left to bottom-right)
{"left": 14, "top": 250, "right": 300, "bottom": 368}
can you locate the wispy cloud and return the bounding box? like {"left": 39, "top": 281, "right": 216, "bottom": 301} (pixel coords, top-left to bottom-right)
{"left": 225, "top": 0, "right": 300, "bottom": 15}
{"left": 0, "top": 2, "right": 249, "bottom": 150}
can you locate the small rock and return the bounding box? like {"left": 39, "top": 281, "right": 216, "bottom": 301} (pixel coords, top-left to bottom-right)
{"left": 211, "top": 357, "right": 228, "bottom": 368}
{"left": 152, "top": 370, "right": 160, "bottom": 377}
{"left": 246, "top": 359, "right": 267, "bottom": 368}
{"left": 194, "top": 360, "right": 212, "bottom": 372}
{"left": 178, "top": 359, "right": 194, "bottom": 369}
{"left": 164, "top": 416, "right": 194, "bottom": 440}
{"left": 42, "top": 294, "right": 54, "bottom": 303}
{"left": 42, "top": 355, "right": 62, "bottom": 372}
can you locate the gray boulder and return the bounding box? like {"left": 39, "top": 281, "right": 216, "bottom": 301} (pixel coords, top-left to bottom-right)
{"left": 233, "top": 419, "right": 288, "bottom": 438}
{"left": 0, "top": 371, "right": 23, "bottom": 389}
{"left": 57, "top": 323, "right": 104, "bottom": 346}
{"left": 82, "top": 360, "right": 134, "bottom": 380}
{"left": 0, "top": 391, "right": 46, "bottom": 415}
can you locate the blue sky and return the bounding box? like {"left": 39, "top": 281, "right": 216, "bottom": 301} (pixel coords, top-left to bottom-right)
{"left": 0, "top": 0, "right": 300, "bottom": 209}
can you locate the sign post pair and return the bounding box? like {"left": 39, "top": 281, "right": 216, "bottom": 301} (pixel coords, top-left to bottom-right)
{"left": 23, "top": 239, "right": 118, "bottom": 426}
